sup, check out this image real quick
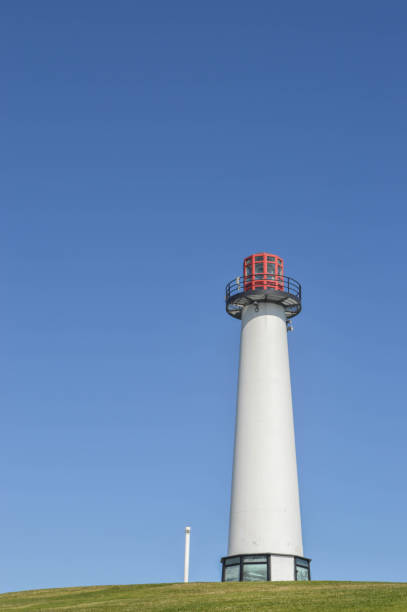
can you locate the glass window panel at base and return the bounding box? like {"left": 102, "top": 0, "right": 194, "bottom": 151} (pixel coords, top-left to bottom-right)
{"left": 296, "top": 565, "right": 310, "bottom": 581}
{"left": 242, "top": 555, "right": 267, "bottom": 563}
{"left": 224, "top": 565, "right": 240, "bottom": 582}
{"left": 224, "top": 556, "right": 240, "bottom": 566}
{"left": 242, "top": 563, "right": 267, "bottom": 581}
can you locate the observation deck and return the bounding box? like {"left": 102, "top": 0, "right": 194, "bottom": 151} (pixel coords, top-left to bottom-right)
{"left": 225, "top": 273, "right": 302, "bottom": 320}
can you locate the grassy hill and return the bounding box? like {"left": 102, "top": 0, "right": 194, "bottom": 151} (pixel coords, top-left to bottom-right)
{"left": 0, "top": 581, "right": 406, "bottom": 611}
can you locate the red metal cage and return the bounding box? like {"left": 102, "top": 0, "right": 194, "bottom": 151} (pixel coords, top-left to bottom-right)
{"left": 243, "top": 252, "right": 284, "bottom": 292}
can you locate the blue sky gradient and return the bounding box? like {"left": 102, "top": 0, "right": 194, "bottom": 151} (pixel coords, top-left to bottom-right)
{"left": 1, "top": 1, "right": 407, "bottom": 591}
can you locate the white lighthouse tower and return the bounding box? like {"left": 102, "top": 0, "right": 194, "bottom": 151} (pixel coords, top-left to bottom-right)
{"left": 221, "top": 252, "right": 311, "bottom": 582}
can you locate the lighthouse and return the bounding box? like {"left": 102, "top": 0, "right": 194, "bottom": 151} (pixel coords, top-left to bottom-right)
{"left": 221, "top": 253, "right": 311, "bottom": 582}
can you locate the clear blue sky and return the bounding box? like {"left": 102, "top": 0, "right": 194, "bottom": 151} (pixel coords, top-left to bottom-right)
{"left": 1, "top": 1, "right": 407, "bottom": 592}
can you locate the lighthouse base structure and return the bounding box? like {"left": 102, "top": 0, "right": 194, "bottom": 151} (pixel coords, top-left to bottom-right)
{"left": 223, "top": 301, "right": 310, "bottom": 581}
{"left": 221, "top": 553, "right": 311, "bottom": 582}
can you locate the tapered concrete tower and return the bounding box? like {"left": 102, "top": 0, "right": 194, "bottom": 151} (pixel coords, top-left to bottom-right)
{"left": 221, "top": 253, "right": 311, "bottom": 582}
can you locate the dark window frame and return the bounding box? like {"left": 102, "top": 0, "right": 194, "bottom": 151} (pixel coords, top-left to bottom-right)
{"left": 221, "top": 554, "right": 271, "bottom": 582}
{"left": 294, "top": 556, "right": 311, "bottom": 581}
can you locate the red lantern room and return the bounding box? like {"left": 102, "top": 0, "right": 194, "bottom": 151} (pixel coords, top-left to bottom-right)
{"left": 225, "top": 251, "right": 301, "bottom": 319}
{"left": 243, "top": 252, "right": 284, "bottom": 291}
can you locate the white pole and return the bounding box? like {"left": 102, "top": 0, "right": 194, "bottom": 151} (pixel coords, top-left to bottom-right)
{"left": 184, "top": 526, "right": 191, "bottom": 583}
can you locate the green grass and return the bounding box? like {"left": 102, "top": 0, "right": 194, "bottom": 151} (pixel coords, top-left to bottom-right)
{"left": 0, "top": 582, "right": 406, "bottom": 611}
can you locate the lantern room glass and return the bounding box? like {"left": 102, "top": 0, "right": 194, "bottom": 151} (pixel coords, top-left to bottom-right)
{"left": 243, "top": 253, "right": 284, "bottom": 291}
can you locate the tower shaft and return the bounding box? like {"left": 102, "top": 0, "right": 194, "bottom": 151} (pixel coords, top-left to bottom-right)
{"left": 228, "top": 302, "right": 303, "bottom": 558}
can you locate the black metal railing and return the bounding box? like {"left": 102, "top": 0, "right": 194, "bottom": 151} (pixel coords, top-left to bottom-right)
{"left": 226, "top": 274, "right": 301, "bottom": 302}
